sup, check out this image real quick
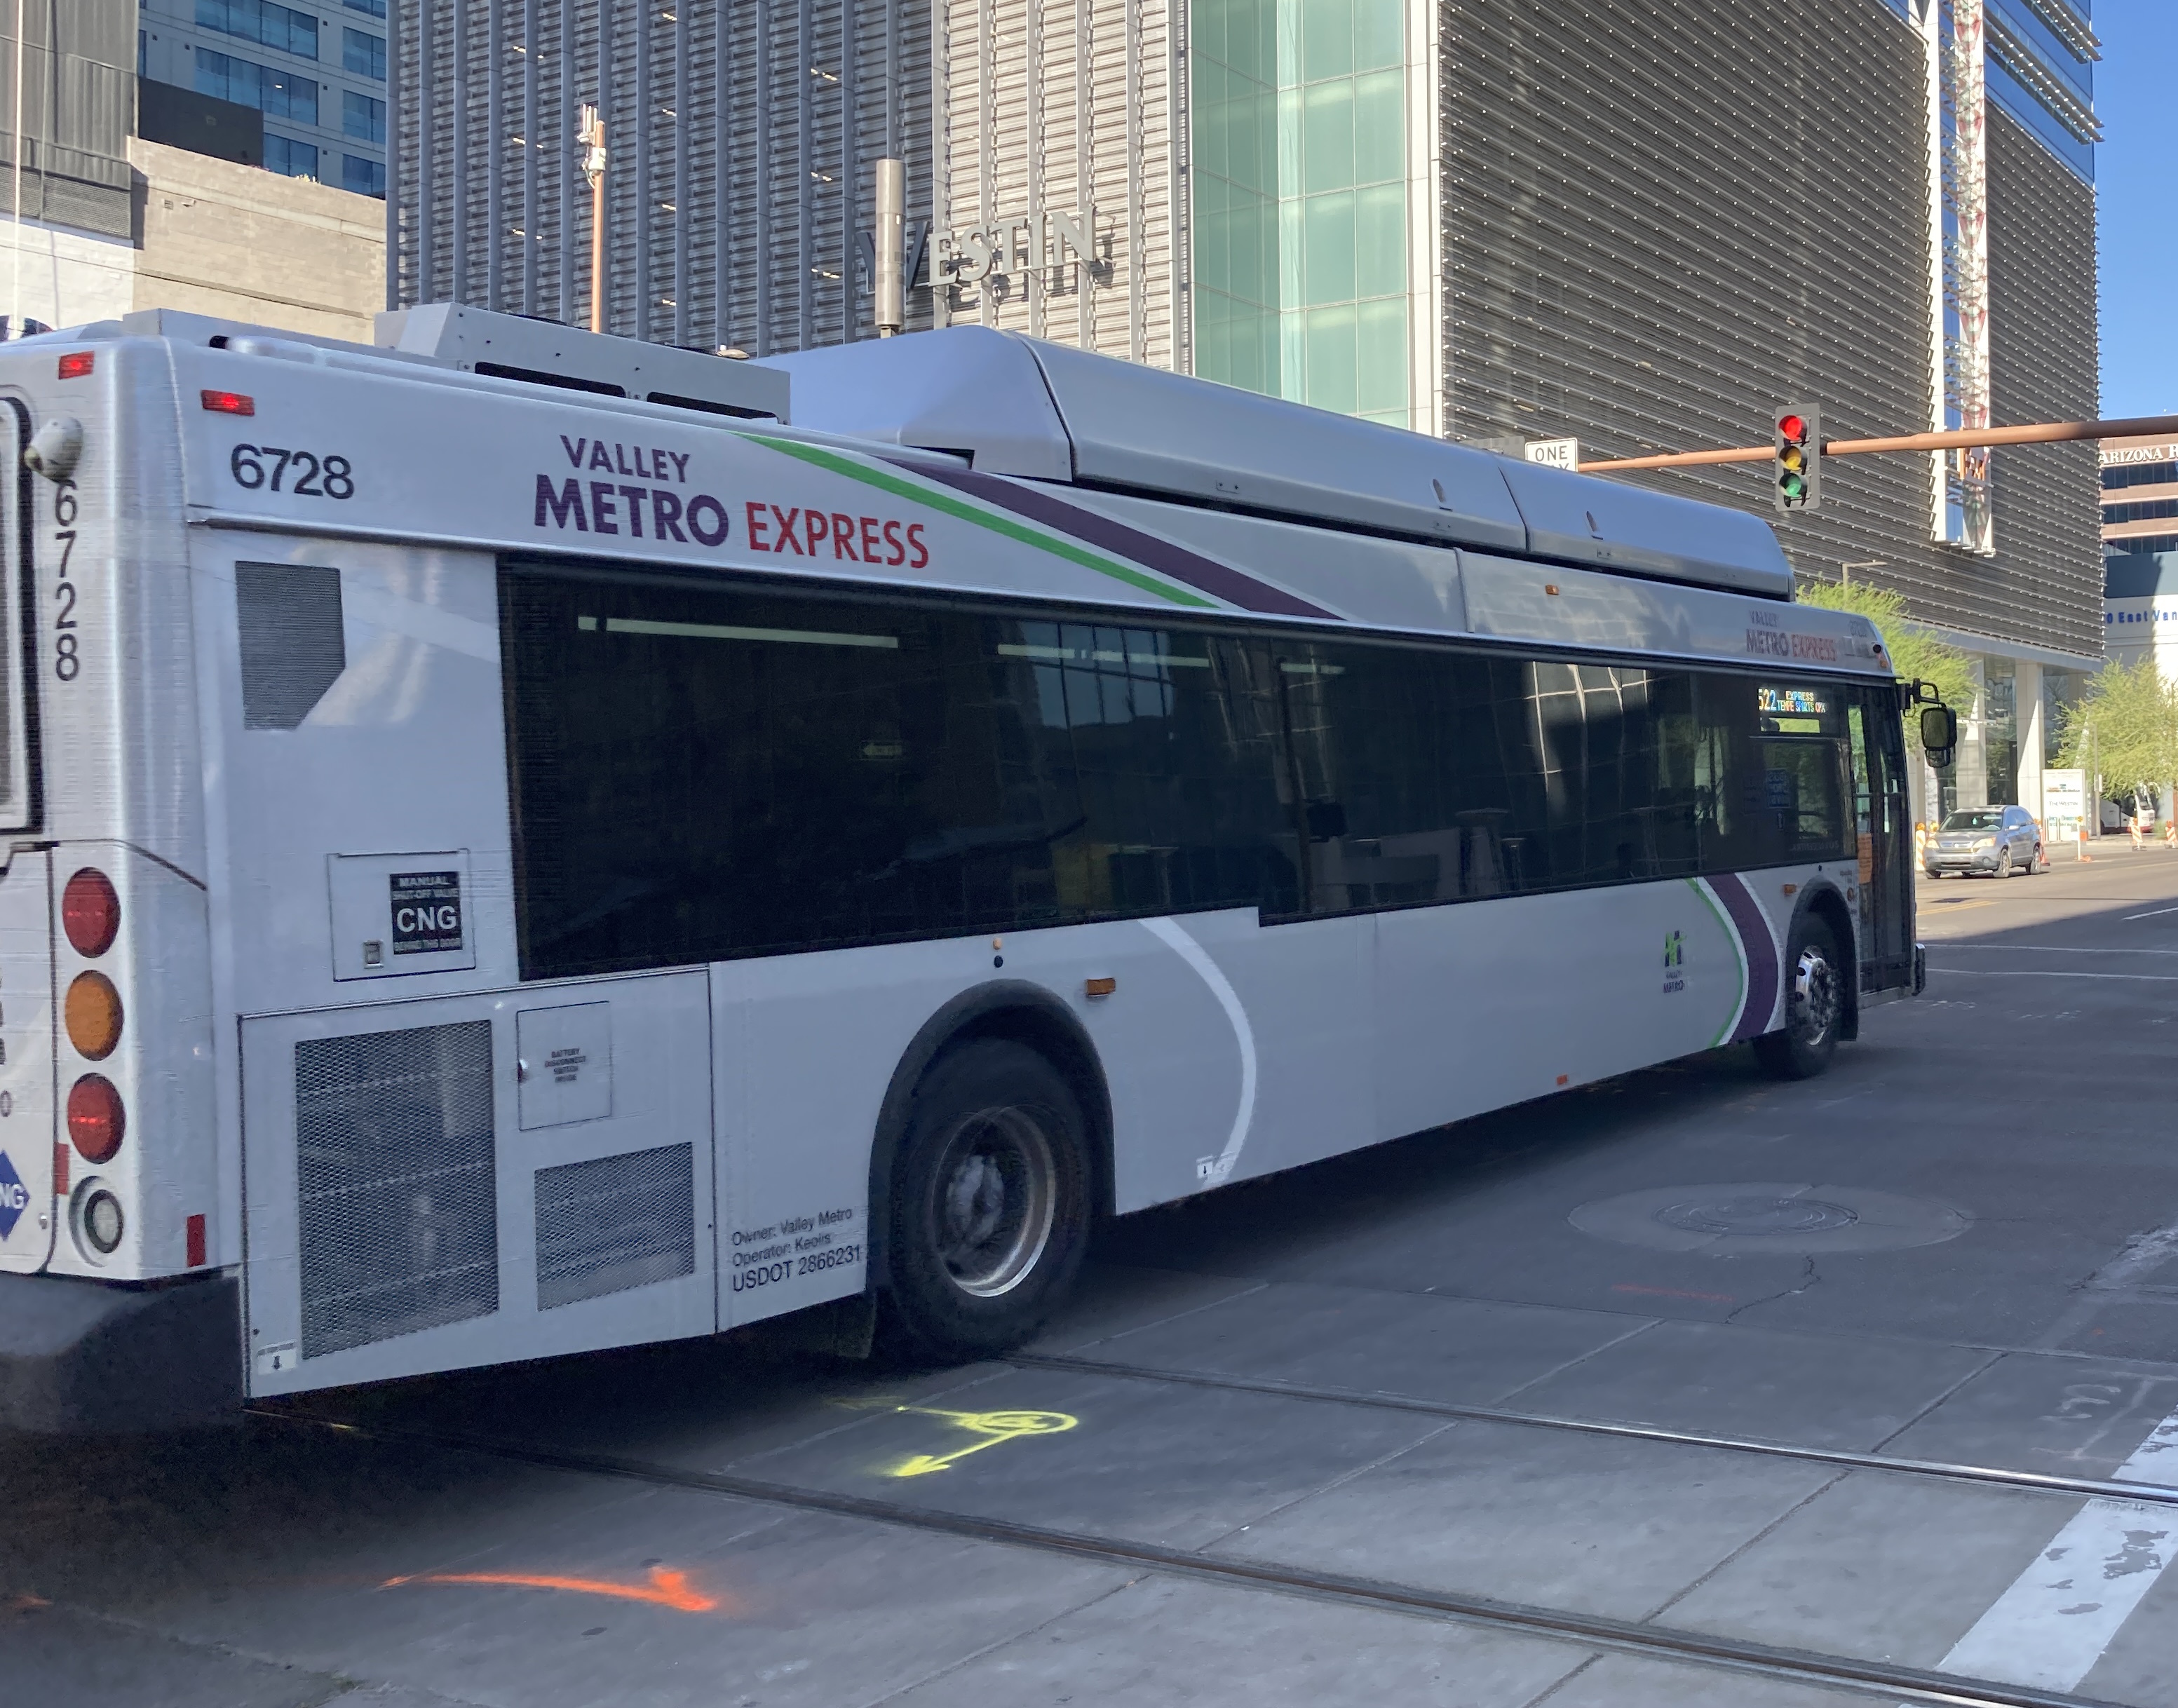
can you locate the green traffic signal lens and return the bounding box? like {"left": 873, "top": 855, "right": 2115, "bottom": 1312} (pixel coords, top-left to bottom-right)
{"left": 1780, "top": 473, "right": 1806, "bottom": 500}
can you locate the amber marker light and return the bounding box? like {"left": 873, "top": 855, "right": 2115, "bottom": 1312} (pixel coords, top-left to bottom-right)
{"left": 65, "top": 972, "right": 123, "bottom": 1061}
{"left": 62, "top": 868, "right": 119, "bottom": 956}
{"left": 67, "top": 1074, "right": 125, "bottom": 1163}
{"left": 200, "top": 389, "right": 255, "bottom": 415}
{"left": 57, "top": 351, "right": 94, "bottom": 380}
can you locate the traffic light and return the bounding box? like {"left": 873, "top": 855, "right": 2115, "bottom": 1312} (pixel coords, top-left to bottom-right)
{"left": 1773, "top": 404, "right": 1822, "bottom": 513}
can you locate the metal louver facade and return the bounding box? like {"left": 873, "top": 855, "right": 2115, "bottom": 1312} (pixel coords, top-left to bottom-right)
{"left": 394, "top": 0, "right": 937, "bottom": 353}
{"left": 1437, "top": 0, "right": 2098, "bottom": 661}
{"left": 1982, "top": 107, "right": 2101, "bottom": 659}
{"left": 933, "top": 0, "right": 1186, "bottom": 366}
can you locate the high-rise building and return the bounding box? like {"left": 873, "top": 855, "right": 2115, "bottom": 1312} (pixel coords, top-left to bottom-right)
{"left": 393, "top": 0, "right": 2102, "bottom": 814}
{"left": 2101, "top": 435, "right": 2178, "bottom": 675}
{"left": 137, "top": 0, "right": 391, "bottom": 198}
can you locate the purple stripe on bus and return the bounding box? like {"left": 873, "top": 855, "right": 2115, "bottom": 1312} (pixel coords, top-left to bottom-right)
{"left": 1710, "top": 872, "right": 1781, "bottom": 1043}
{"left": 900, "top": 460, "right": 1344, "bottom": 621}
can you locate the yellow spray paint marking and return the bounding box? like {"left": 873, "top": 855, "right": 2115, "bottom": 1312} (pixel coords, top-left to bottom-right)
{"left": 885, "top": 1406, "right": 1078, "bottom": 1477}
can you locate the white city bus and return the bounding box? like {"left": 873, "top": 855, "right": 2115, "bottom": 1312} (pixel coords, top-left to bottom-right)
{"left": 0, "top": 306, "right": 1923, "bottom": 1429}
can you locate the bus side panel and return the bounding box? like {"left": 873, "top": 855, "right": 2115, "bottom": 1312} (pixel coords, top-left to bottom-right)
{"left": 242, "top": 970, "right": 715, "bottom": 1397}
{"left": 1372, "top": 878, "right": 1746, "bottom": 1140}
{"left": 717, "top": 916, "right": 1237, "bottom": 1322}
{"left": 1115, "top": 908, "right": 1377, "bottom": 1202}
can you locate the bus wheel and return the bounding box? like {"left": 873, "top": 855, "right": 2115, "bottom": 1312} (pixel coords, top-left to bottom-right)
{"left": 1753, "top": 919, "right": 1842, "bottom": 1081}
{"left": 881, "top": 1039, "right": 1092, "bottom": 1362}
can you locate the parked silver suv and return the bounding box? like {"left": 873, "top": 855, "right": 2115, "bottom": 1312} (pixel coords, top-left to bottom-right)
{"left": 1924, "top": 805, "right": 2041, "bottom": 879}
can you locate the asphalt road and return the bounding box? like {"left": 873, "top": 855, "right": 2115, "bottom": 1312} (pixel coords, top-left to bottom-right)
{"left": 9, "top": 847, "right": 2178, "bottom": 1708}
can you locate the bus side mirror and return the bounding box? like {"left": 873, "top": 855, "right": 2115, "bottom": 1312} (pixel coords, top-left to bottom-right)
{"left": 1919, "top": 704, "right": 1957, "bottom": 765}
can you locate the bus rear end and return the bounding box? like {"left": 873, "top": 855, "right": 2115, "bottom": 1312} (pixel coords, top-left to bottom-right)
{"left": 0, "top": 337, "right": 230, "bottom": 1431}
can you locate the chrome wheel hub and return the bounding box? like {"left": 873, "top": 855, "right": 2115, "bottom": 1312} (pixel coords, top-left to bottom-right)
{"left": 931, "top": 1107, "right": 1057, "bottom": 1298}
{"left": 1789, "top": 944, "right": 1840, "bottom": 1047}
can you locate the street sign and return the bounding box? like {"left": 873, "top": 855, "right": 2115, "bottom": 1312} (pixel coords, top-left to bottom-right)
{"left": 1524, "top": 438, "right": 1578, "bottom": 469}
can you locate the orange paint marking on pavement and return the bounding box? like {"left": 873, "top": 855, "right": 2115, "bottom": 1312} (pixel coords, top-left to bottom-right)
{"left": 381, "top": 1565, "right": 726, "bottom": 1613}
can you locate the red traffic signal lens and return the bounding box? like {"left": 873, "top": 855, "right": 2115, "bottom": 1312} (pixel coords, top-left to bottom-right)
{"left": 1778, "top": 414, "right": 1808, "bottom": 445}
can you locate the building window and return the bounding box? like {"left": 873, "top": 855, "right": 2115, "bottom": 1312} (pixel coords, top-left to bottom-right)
{"left": 264, "top": 133, "right": 318, "bottom": 180}
{"left": 342, "top": 153, "right": 386, "bottom": 198}
{"left": 196, "top": 0, "right": 319, "bottom": 62}
{"left": 2102, "top": 499, "right": 2178, "bottom": 527}
{"left": 344, "top": 88, "right": 386, "bottom": 143}
{"left": 1192, "top": 0, "right": 1409, "bottom": 428}
{"left": 344, "top": 0, "right": 387, "bottom": 16}
{"left": 343, "top": 27, "right": 385, "bottom": 80}
{"left": 2103, "top": 461, "right": 2178, "bottom": 491}
{"left": 196, "top": 48, "right": 320, "bottom": 126}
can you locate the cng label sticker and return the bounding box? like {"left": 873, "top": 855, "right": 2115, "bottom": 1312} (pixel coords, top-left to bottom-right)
{"left": 389, "top": 871, "right": 464, "bottom": 955}
{"left": 0, "top": 1151, "right": 27, "bottom": 1239}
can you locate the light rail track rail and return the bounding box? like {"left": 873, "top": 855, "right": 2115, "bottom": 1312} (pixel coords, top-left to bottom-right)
{"left": 258, "top": 1403, "right": 2136, "bottom": 1708}
{"left": 1010, "top": 1350, "right": 2178, "bottom": 1509}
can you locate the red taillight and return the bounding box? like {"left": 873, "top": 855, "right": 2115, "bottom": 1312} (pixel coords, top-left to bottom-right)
{"left": 187, "top": 1213, "right": 207, "bottom": 1268}
{"left": 57, "top": 351, "right": 94, "bottom": 380}
{"left": 62, "top": 868, "right": 119, "bottom": 957}
{"left": 200, "top": 389, "right": 255, "bottom": 416}
{"left": 67, "top": 1074, "right": 125, "bottom": 1164}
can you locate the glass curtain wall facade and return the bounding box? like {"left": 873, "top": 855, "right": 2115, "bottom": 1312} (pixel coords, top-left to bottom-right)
{"left": 1192, "top": 0, "right": 1409, "bottom": 426}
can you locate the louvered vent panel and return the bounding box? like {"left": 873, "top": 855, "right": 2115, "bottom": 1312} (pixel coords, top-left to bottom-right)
{"left": 295, "top": 1022, "right": 498, "bottom": 1359}
{"left": 534, "top": 1143, "right": 696, "bottom": 1310}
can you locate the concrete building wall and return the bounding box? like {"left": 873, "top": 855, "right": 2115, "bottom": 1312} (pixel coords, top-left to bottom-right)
{"left": 128, "top": 137, "right": 386, "bottom": 341}
{"left": 0, "top": 140, "right": 384, "bottom": 341}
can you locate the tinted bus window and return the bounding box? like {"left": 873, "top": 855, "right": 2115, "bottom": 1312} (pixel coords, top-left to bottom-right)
{"left": 501, "top": 567, "right": 1298, "bottom": 977}
{"left": 502, "top": 561, "right": 1865, "bottom": 976}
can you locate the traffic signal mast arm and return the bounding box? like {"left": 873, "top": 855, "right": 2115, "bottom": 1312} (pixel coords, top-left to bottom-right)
{"left": 1575, "top": 412, "right": 2178, "bottom": 474}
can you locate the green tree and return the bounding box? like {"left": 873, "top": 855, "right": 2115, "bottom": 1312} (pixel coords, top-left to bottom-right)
{"left": 2055, "top": 658, "right": 2178, "bottom": 810}
{"left": 1794, "top": 578, "right": 1975, "bottom": 717}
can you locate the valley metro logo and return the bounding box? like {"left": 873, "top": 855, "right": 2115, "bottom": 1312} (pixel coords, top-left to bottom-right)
{"left": 1663, "top": 930, "right": 1684, "bottom": 970}
{"left": 0, "top": 1150, "right": 27, "bottom": 1240}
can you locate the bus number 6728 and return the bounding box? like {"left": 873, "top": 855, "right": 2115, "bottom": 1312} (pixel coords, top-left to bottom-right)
{"left": 53, "top": 477, "right": 77, "bottom": 682}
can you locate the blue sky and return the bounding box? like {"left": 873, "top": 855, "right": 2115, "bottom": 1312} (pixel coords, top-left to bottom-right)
{"left": 2095, "top": 0, "right": 2176, "bottom": 416}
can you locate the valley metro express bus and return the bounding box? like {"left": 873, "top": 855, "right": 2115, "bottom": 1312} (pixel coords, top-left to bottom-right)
{"left": 0, "top": 306, "right": 1928, "bottom": 1429}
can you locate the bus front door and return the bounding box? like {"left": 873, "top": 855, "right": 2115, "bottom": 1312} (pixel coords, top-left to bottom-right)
{"left": 1850, "top": 698, "right": 1916, "bottom": 991}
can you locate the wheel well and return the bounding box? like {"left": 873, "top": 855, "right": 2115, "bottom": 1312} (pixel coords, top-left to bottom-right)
{"left": 865, "top": 981, "right": 1114, "bottom": 1289}
{"left": 1803, "top": 885, "right": 1859, "bottom": 1041}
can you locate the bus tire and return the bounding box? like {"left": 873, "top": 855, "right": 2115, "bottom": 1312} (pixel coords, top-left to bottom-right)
{"left": 1752, "top": 917, "right": 1843, "bottom": 1081}
{"left": 879, "top": 1038, "right": 1092, "bottom": 1362}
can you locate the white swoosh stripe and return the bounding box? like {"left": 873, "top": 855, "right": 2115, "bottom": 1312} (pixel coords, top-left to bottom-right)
{"left": 1140, "top": 916, "right": 1257, "bottom": 1184}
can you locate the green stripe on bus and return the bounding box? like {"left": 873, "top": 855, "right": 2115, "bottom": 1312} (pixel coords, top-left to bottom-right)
{"left": 740, "top": 433, "right": 1219, "bottom": 609}
{"left": 1688, "top": 877, "right": 1747, "bottom": 1050}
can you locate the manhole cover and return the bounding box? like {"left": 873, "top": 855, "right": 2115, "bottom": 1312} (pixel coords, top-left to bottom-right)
{"left": 1656, "top": 1196, "right": 1860, "bottom": 1236}
{"left": 1569, "top": 1182, "right": 1970, "bottom": 1254}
